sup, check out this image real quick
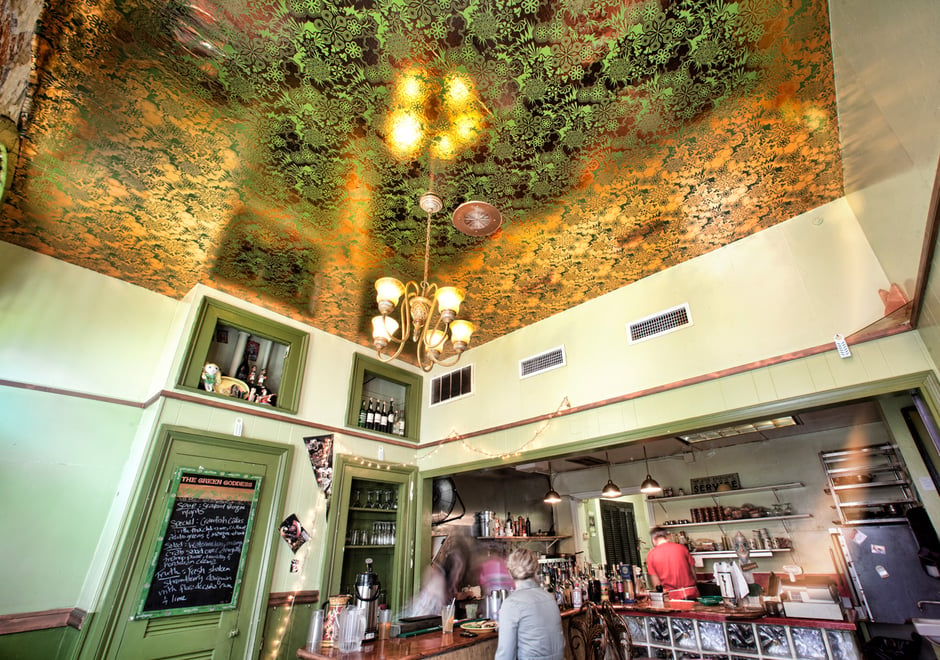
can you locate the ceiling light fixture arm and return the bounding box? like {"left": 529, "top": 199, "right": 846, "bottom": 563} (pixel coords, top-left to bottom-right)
{"left": 371, "top": 190, "right": 475, "bottom": 371}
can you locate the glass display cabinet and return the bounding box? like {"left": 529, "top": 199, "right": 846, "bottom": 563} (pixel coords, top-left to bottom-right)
{"left": 323, "top": 455, "right": 418, "bottom": 614}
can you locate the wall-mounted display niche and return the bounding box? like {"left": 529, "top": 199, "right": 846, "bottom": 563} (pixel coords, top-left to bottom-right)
{"left": 346, "top": 354, "right": 422, "bottom": 442}
{"left": 178, "top": 298, "right": 309, "bottom": 414}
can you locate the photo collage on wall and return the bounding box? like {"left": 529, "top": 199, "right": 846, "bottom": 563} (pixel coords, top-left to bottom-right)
{"left": 304, "top": 433, "right": 333, "bottom": 497}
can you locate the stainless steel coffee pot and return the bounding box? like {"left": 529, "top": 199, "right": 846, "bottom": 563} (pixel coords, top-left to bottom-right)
{"left": 353, "top": 558, "right": 382, "bottom": 639}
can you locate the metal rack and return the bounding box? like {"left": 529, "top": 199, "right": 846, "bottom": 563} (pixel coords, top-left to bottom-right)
{"left": 819, "top": 444, "right": 919, "bottom": 524}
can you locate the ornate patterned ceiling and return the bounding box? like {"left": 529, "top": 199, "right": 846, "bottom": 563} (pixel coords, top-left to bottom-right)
{"left": 0, "top": 0, "right": 842, "bottom": 352}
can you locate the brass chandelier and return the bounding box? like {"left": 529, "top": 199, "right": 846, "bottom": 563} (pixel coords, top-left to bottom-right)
{"left": 371, "top": 191, "right": 475, "bottom": 371}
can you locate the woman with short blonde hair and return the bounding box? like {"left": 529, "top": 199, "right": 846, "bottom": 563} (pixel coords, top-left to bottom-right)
{"left": 494, "top": 548, "right": 565, "bottom": 660}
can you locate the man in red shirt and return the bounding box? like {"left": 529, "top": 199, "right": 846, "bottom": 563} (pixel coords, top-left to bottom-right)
{"left": 645, "top": 527, "right": 700, "bottom": 600}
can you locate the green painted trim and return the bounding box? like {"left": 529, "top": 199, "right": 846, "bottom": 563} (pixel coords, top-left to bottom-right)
{"left": 418, "top": 371, "right": 940, "bottom": 480}
{"left": 178, "top": 297, "right": 310, "bottom": 414}
{"left": 345, "top": 353, "right": 423, "bottom": 442}
{"left": 0, "top": 623, "right": 82, "bottom": 660}
{"left": 77, "top": 425, "right": 292, "bottom": 660}
{"left": 322, "top": 455, "right": 417, "bottom": 613}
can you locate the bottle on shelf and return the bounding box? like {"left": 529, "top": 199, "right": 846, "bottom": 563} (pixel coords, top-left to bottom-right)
{"left": 506, "top": 512, "right": 513, "bottom": 536}
{"left": 525, "top": 516, "right": 531, "bottom": 536}
{"left": 395, "top": 408, "right": 406, "bottom": 436}
{"left": 387, "top": 399, "right": 397, "bottom": 434}
{"left": 358, "top": 399, "right": 367, "bottom": 428}
{"left": 380, "top": 400, "right": 389, "bottom": 433}
{"left": 366, "top": 398, "right": 375, "bottom": 429}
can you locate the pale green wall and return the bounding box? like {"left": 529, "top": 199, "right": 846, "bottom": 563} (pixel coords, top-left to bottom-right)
{"left": 0, "top": 242, "right": 418, "bottom": 621}
{"left": 829, "top": 0, "right": 940, "bottom": 297}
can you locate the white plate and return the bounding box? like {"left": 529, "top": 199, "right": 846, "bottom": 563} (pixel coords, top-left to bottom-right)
{"left": 460, "top": 620, "right": 498, "bottom": 631}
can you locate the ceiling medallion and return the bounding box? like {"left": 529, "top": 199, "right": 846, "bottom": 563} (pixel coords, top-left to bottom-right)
{"left": 371, "top": 191, "right": 475, "bottom": 372}
{"left": 452, "top": 200, "right": 503, "bottom": 237}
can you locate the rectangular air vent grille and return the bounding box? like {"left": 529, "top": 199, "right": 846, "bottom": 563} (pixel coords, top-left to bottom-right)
{"left": 519, "top": 346, "right": 566, "bottom": 379}
{"left": 627, "top": 303, "right": 692, "bottom": 344}
{"left": 430, "top": 364, "right": 473, "bottom": 406}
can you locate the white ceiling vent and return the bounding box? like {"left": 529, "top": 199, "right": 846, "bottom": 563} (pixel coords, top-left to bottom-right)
{"left": 430, "top": 364, "right": 473, "bottom": 406}
{"left": 627, "top": 303, "right": 692, "bottom": 344}
{"left": 520, "top": 346, "right": 566, "bottom": 379}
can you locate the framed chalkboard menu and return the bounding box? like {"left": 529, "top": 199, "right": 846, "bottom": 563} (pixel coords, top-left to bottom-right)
{"left": 135, "top": 468, "right": 262, "bottom": 618}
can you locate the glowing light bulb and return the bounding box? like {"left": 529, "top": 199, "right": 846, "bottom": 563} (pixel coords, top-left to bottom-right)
{"left": 447, "top": 75, "right": 471, "bottom": 106}
{"left": 388, "top": 112, "right": 423, "bottom": 155}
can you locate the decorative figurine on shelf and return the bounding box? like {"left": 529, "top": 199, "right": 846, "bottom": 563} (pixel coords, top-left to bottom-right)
{"left": 247, "top": 365, "right": 257, "bottom": 385}
{"left": 257, "top": 368, "right": 267, "bottom": 387}
{"left": 201, "top": 362, "right": 221, "bottom": 392}
{"left": 257, "top": 387, "right": 274, "bottom": 405}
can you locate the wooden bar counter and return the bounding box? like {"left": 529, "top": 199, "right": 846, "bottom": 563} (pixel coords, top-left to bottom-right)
{"left": 297, "top": 629, "right": 498, "bottom": 660}
{"left": 298, "top": 602, "right": 860, "bottom": 660}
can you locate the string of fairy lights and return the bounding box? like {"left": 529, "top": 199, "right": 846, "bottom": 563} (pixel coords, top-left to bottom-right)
{"left": 264, "top": 396, "right": 572, "bottom": 657}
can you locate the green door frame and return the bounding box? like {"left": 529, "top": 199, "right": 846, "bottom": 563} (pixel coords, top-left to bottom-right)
{"left": 76, "top": 425, "right": 292, "bottom": 660}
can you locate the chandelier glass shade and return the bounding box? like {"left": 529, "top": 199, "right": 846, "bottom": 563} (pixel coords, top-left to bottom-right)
{"left": 372, "top": 191, "right": 475, "bottom": 371}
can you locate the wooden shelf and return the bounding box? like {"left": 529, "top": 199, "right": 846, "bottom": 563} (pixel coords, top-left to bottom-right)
{"left": 659, "top": 514, "right": 811, "bottom": 529}
{"left": 648, "top": 482, "right": 803, "bottom": 503}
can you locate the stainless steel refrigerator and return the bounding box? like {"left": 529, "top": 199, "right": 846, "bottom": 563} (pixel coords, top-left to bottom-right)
{"left": 831, "top": 523, "right": 940, "bottom": 623}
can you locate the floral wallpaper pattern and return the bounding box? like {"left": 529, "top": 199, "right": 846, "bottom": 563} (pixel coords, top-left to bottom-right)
{"left": 1, "top": 0, "right": 841, "bottom": 350}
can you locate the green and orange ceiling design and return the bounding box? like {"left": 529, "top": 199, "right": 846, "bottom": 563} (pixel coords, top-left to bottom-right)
{"left": 1, "top": 0, "right": 842, "bottom": 349}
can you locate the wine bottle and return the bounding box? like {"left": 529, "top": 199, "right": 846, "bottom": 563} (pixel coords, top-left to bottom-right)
{"left": 387, "top": 399, "right": 397, "bottom": 434}
{"left": 366, "top": 397, "right": 375, "bottom": 429}
{"left": 395, "top": 409, "right": 405, "bottom": 436}
{"left": 380, "top": 400, "right": 389, "bottom": 433}
{"left": 358, "top": 399, "right": 367, "bottom": 427}
{"left": 506, "top": 512, "right": 513, "bottom": 537}
{"left": 525, "top": 515, "right": 531, "bottom": 536}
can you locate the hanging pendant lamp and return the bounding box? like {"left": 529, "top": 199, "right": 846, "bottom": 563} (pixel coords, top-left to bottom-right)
{"left": 639, "top": 445, "right": 662, "bottom": 494}
{"left": 601, "top": 451, "right": 621, "bottom": 498}
{"left": 544, "top": 462, "right": 562, "bottom": 504}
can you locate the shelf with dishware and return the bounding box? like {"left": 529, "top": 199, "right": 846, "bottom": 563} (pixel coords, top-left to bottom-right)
{"left": 647, "top": 479, "right": 809, "bottom": 561}
{"left": 324, "top": 460, "right": 417, "bottom": 613}
{"left": 657, "top": 514, "right": 812, "bottom": 529}
{"left": 647, "top": 482, "right": 804, "bottom": 502}
{"left": 689, "top": 548, "right": 794, "bottom": 559}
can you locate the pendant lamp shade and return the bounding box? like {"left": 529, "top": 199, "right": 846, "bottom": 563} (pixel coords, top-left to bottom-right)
{"left": 601, "top": 452, "right": 621, "bottom": 498}
{"left": 544, "top": 462, "right": 562, "bottom": 504}
{"left": 639, "top": 446, "right": 662, "bottom": 494}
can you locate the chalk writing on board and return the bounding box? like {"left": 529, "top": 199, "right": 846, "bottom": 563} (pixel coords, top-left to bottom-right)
{"left": 142, "top": 496, "right": 252, "bottom": 612}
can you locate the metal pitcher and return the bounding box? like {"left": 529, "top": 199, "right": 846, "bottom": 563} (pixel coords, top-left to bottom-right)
{"left": 353, "top": 558, "right": 382, "bottom": 639}
{"left": 486, "top": 589, "right": 508, "bottom": 620}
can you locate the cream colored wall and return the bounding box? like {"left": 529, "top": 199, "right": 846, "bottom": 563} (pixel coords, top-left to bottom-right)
{"left": 829, "top": 0, "right": 940, "bottom": 298}
{"left": 417, "top": 199, "right": 932, "bottom": 474}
